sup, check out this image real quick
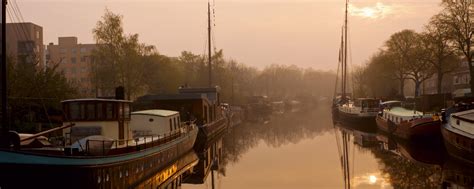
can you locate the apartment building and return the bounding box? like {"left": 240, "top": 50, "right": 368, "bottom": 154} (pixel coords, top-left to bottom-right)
{"left": 46, "top": 37, "right": 96, "bottom": 97}
{"left": 2, "top": 22, "right": 44, "bottom": 67}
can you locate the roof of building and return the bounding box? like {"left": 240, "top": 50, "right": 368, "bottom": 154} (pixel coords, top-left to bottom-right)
{"left": 61, "top": 98, "right": 131, "bottom": 103}
{"left": 136, "top": 93, "right": 209, "bottom": 101}
{"left": 132, "top": 109, "right": 179, "bottom": 117}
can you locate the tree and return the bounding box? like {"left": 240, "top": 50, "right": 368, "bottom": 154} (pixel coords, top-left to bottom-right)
{"left": 8, "top": 57, "right": 77, "bottom": 132}
{"left": 385, "top": 30, "right": 416, "bottom": 97}
{"left": 92, "top": 9, "right": 155, "bottom": 99}
{"left": 437, "top": 0, "right": 473, "bottom": 93}
{"left": 422, "top": 15, "right": 460, "bottom": 94}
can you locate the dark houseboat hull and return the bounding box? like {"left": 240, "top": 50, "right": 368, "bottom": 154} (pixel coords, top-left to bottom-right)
{"left": 0, "top": 129, "right": 198, "bottom": 189}
{"left": 334, "top": 110, "right": 377, "bottom": 132}
{"left": 194, "top": 117, "right": 227, "bottom": 152}
{"left": 441, "top": 123, "right": 474, "bottom": 164}
{"left": 376, "top": 116, "right": 441, "bottom": 140}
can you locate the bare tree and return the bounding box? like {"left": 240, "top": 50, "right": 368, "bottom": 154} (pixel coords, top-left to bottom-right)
{"left": 437, "top": 0, "right": 473, "bottom": 92}
{"left": 422, "top": 14, "right": 460, "bottom": 94}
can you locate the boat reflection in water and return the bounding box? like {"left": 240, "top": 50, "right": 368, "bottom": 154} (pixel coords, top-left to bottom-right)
{"left": 375, "top": 131, "right": 474, "bottom": 188}
{"left": 184, "top": 133, "right": 224, "bottom": 185}
{"left": 132, "top": 151, "right": 199, "bottom": 189}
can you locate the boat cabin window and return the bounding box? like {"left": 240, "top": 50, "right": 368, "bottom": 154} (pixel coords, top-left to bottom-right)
{"left": 169, "top": 119, "right": 173, "bottom": 131}
{"left": 64, "top": 100, "right": 131, "bottom": 121}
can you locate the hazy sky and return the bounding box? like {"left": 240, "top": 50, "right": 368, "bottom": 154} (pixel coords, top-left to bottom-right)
{"left": 13, "top": 0, "right": 441, "bottom": 71}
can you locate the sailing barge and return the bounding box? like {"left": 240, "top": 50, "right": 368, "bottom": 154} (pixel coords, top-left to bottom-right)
{"left": 0, "top": 98, "right": 198, "bottom": 188}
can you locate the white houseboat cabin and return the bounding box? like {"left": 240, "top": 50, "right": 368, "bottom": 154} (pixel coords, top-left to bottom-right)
{"left": 61, "top": 98, "right": 132, "bottom": 145}
{"left": 129, "top": 109, "right": 184, "bottom": 138}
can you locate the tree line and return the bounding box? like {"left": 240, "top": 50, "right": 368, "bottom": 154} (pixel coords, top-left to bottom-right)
{"left": 352, "top": 0, "right": 473, "bottom": 98}
{"left": 91, "top": 10, "right": 336, "bottom": 104}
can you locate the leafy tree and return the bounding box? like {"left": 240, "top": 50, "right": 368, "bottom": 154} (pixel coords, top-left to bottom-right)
{"left": 92, "top": 9, "right": 155, "bottom": 99}
{"left": 7, "top": 57, "right": 77, "bottom": 132}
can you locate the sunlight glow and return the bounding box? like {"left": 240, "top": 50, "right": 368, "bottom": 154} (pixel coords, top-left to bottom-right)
{"left": 350, "top": 2, "right": 393, "bottom": 19}
{"left": 369, "top": 175, "right": 377, "bottom": 184}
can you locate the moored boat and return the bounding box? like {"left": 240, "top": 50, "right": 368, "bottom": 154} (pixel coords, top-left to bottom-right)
{"left": 0, "top": 98, "right": 198, "bottom": 188}
{"left": 441, "top": 109, "right": 474, "bottom": 164}
{"left": 335, "top": 98, "right": 379, "bottom": 129}
{"left": 134, "top": 87, "right": 228, "bottom": 152}
{"left": 376, "top": 106, "right": 441, "bottom": 139}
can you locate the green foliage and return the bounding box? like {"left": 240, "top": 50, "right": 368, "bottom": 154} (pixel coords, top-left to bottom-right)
{"left": 92, "top": 9, "right": 156, "bottom": 99}
{"left": 7, "top": 57, "right": 77, "bottom": 132}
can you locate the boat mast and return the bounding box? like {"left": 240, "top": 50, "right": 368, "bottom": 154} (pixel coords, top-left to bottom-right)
{"left": 207, "top": 1, "right": 212, "bottom": 88}
{"left": 1, "top": 0, "right": 7, "bottom": 135}
{"left": 342, "top": 0, "right": 348, "bottom": 102}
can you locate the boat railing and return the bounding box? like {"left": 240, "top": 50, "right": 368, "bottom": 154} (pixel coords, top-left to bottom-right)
{"left": 79, "top": 124, "right": 195, "bottom": 156}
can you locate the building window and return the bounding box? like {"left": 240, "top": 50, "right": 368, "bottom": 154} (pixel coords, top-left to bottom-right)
{"left": 80, "top": 47, "right": 87, "bottom": 53}
{"left": 61, "top": 58, "right": 67, "bottom": 64}
{"left": 81, "top": 56, "right": 87, "bottom": 62}
{"left": 81, "top": 67, "right": 87, "bottom": 73}
{"left": 71, "top": 48, "right": 77, "bottom": 54}
{"left": 71, "top": 68, "right": 77, "bottom": 74}
{"left": 71, "top": 57, "right": 77, "bottom": 64}
{"left": 60, "top": 48, "right": 67, "bottom": 54}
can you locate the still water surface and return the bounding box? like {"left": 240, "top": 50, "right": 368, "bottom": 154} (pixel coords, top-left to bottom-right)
{"left": 148, "top": 103, "right": 473, "bottom": 188}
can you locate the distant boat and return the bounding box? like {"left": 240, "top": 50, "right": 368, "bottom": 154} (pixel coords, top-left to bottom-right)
{"left": 441, "top": 108, "right": 474, "bottom": 164}
{"left": 0, "top": 98, "right": 198, "bottom": 188}
{"left": 376, "top": 105, "right": 441, "bottom": 139}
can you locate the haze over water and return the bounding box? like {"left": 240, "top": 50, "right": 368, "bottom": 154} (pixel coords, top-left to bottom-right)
{"left": 17, "top": 0, "right": 440, "bottom": 70}
{"left": 178, "top": 103, "right": 458, "bottom": 189}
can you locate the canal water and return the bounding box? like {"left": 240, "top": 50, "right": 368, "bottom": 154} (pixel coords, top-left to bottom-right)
{"left": 143, "top": 103, "right": 474, "bottom": 188}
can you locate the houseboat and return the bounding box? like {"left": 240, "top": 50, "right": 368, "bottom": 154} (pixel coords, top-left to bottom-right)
{"left": 335, "top": 98, "right": 379, "bottom": 127}
{"left": 441, "top": 109, "right": 474, "bottom": 164}
{"left": 0, "top": 98, "right": 198, "bottom": 188}
{"left": 376, "top": 106, "right": 441, "bottom": 139}
{"left": 134, "top": 87, "right": 228, "bottom": 152}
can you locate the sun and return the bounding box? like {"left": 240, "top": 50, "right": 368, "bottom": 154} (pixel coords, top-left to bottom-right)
{"left": 361, "top": 8, "right": 376, "bottom": 18}
{"left": 369, "top": 175, "right": 377, "bottom": 184}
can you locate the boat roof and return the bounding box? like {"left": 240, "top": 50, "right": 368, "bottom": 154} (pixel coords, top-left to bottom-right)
{"left": 132, "top": 109, "right": 179, "bottom": 117}
{"left": 137, "top": 94, "right": 209, "bottom": 102}
{"left": 381, "top": 100, "right": 401, "bottom": 105}
{"left": 61, "top": 98, "right": 131, "bottom": 103}
{"left": 385, "top": 107, "right": 423, "bottom": 117}
{"left": 452, "top": 109, "right": 474, "bottom": 122}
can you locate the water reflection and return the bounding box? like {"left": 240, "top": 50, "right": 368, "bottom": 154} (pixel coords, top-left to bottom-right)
{"left": 133, "top": 104, "right": 474, "bottom": 188}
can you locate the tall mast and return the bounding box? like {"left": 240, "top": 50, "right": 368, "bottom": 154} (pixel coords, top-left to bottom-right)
{"left": 207, "top": 1, "right": 212, "bottom": 87}
{"left": 342, "top": 0, "right": 348, "bottom": 102}
{"left": 1, "top": 0, "right": 7, "bottom": 135}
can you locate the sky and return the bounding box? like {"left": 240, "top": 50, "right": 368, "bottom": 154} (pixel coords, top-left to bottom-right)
{"left": 12, "top": 0, "right": 442, "bottom": 71}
